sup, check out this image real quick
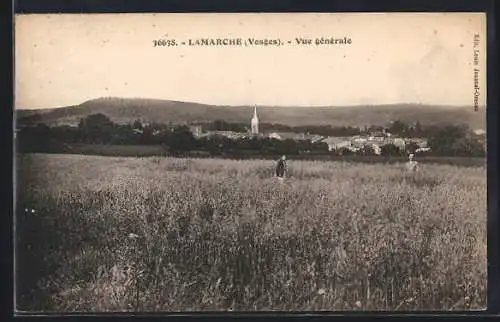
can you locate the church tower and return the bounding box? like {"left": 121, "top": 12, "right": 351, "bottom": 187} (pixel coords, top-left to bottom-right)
{"left": 251, "top": 106, "right": 259, "bottom": 134}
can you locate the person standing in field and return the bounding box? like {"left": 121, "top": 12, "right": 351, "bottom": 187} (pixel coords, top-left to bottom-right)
{"left": 276, "top": 155, "right": 288, "bottom": 179}
{"left": 406, "top": 153, "right": 419, "bottom": 172}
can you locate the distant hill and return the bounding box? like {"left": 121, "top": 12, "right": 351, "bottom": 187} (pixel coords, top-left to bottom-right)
{"left": 16, "top": 97, "right": 486, "bottom": 130}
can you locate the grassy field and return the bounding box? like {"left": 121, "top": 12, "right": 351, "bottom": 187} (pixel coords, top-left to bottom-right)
{"left": 15, "top": 153, "right": 487, "bottom": 312}
{"left": 20, "top": 143, "right": 487, "bottom": 167}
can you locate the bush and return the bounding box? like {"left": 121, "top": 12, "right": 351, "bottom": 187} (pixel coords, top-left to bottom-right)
{"left": 381, "top": 144, "right": 404, "bottom": 157}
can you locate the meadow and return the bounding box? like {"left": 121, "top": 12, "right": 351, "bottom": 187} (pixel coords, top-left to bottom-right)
{"left": 15, "top": 153, "right": 487, "bottom": 312}
{"left": 26, "top": 142, "right": 487, "bottom": 167}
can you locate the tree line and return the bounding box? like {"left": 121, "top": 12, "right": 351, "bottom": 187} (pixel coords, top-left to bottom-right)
{"left": 16, "top": 113, "right": 486, "bottom": 157}
{"left": 199, "top": 119, "right": 461, "bottom": 139}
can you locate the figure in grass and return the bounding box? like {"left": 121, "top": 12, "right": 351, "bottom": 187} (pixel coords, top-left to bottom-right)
{"left": 406, "top": 153, "right": 419, "bottom": 172}
{"left": 276, "top": 155, "right": 288, "bottom": 180}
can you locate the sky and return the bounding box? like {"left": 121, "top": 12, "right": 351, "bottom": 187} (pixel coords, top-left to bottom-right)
{"left": 14, "top": 12, "right": 487, "bottom": 109}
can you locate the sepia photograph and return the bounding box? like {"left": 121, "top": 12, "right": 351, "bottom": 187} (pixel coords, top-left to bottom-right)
{"left": 14, "top": 13, "right": 487, "bottom": 312}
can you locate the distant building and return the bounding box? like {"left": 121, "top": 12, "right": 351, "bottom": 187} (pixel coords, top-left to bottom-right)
{"left": 406, "top": 138, "right": 428, "bottom": 148}
{"left": 321, "top": 137, "right": 353, "bottom": 151}
{"left": 251, "top": 106, "right": 259, "bottom": 135}
{"left": 368, "top": 131, "right": 386, "bottom": 142}
{"left": 268, "top": 132, "right": 281, "bottom": 140}
{"left": 199, "top": 130, "right": 251, "bottom": 140}
{"left": 266, "top": 131, "right": 324, "bottom": 142}
{"left": 381, "top": 137, "right": 406, "bottom": 149}
{"left": 351, "top": 136, "right": 367, "bottom": 144}
{"left": 273, "top": 132, "right": 308, "bottom": 141}
{"left": 392, "top": 138, "right": 406, "bottom": 149}
{"left": 416, "top": 147, "right": 431, "bottom": 153}
{"left": 189, "top": 125, "right": 203, "bottom": 137}
{"left": 304, "top": 134, "right": 325, "bottom": 143}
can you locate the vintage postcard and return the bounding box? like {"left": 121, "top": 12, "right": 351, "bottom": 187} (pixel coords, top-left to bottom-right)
{"left": 14, "top": 13, "right": 487, "bottom": 312}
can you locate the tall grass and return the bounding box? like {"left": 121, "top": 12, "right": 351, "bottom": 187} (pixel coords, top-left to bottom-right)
{"left": 15, "top": 153, "right": 487, "bottom": 312}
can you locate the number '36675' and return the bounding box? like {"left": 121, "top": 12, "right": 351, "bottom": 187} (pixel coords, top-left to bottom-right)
{"left": 153, "top": 39, "right": 177, "bottom": 47}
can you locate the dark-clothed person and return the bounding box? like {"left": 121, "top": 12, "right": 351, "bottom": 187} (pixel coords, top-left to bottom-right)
{"left": 276, "top": 155, "right": 287, "bottom": 178}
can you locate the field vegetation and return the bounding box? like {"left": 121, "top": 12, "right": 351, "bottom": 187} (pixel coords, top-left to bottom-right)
{"left": 16, "top": 153, "right": 487, "bottom": 312}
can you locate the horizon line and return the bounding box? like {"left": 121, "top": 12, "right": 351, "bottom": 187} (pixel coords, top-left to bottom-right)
{"left": 15, "top": 96, "right": 484, "bottom": 111}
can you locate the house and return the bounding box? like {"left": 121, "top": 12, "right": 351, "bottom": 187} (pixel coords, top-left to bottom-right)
{"left": 200, "top": 131, "right": 248, "bottom": 140}
{"left": 268, "top": 132, "right": 281, "bottom": 140}
{"left": 306, "top": 134, "right": 326, "bottom": 143}
{"left": 321, "top": 137, "right": 353, "bottom": 151}
{"left": 406, "top": 138, "right": 428, "bottom": 148}
{"left": 351, "top": 136, "right": 367, "bottom": 148}
{"left": 189, "top": 125, "right": 203, "bottom": 137}
{"left": 383, "top": 137, "right": 406, "bottom": 149}
{"left": 368, "top": 131, "right": 386, "bottom": 142}
{"left": 416, "top": 147, "right": 431, "bottom": 153}
{"left": 266, "top": 132, "right": 324, "bottom": 142}
{"left": 270, "top": 132, "right": 308, "bottom": 141}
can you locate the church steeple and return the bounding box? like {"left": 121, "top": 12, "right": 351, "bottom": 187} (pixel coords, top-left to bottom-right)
{"left": 251, "top": 105, "right": 259, "bottom": 134}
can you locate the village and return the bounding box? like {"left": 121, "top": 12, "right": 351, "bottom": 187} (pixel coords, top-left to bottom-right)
{"left": 16, "top": 106, "right": 486, "bottom": 158}
{"left": 187, "top": 106, "right": 431, "bottom": 155}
